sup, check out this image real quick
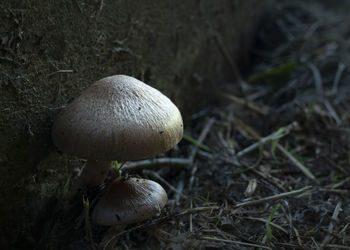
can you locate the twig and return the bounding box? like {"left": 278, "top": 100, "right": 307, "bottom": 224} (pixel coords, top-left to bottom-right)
{"left": 189, "top": 118, "right": 216, "bottom": 161}
{"left": 280, "top": 200, "right": 293, "bottom": 240}
{"left": 324, "top": 245, "right": 350, "bottom": 249}
{"left": 188, "top": 118, "right": 215, "bottom": 190}
{"left": 308, "top": 62, "right": 323, "bottom": 100}
{"left": 47, "top": 69, "right": 74, "bottom": 77}
{"left": 235, "top": 117, "right": 261, "bottom": 140}
{"left": 174, "top": 179, "right": 185, "bottom": 205}
{"left": 145, "top": 170, "right": 189, "bottom": 200}
{"left": 200, "top": 236, "right": 272, "bottom": 250}
{"left": 308, "top": 63, "right": 341, "bottom": 124}
{"left": 219, "top": 91, "right": 268, "bottom": 116}
{"left": 328, "top": 62, "right": 346, "bottom": 96}
{"left": 339, "top": 223, "right": 349, "bottom": 235}
{"left": 304, "top": 21, "right": 321, "bottom": 39}
{"left": 98, "top": 0, "right": 104, "bottom": 14}
{"left": 189, "top": 201, "right": 193, "bottom": 233}
{"left": 123, "top": 118, "right": 215, "bottom": 173}
{"left": 236, "top": 121, "right": 298, "bottom": 157}
{"left": 123, "top": 158, "right": 191, "bottom": 172}
{"left": 293, "top": 226, "right": 303, "bottom": 247}
{"left": 235, "top": 186, "right": 312, "bottom": 207}
{"left": 276, "top": 144, "right": 316, "bottom": 180}
{"left": 311, "top": 237, "right": 320, "bottom": 249}
{"left": 244, "top": 217, "right": 288, "bottom": 234}
{"left": 236, "top": 118, "right": 316, "bottom": 180}
{"left": 251, "top": 168, "right": 286, "bottom": 192}
{"left": 188, "top": 163, "right": 198, "bottom": 191}
{"left": 324, "top": 99, "right": 341, "bottom": 125}
{"left": 319, "top": 188, "right": 349, "bottom": 195}
{"left": 320, "top": 201, "right": 342, "bottom": 249}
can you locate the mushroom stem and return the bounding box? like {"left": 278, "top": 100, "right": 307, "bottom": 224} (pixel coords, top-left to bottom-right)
{"left": 99, "top": 225, "right": 125, "bottom": 250}
{"left": 83, "top": 160, "right": 113, "bottom": 187}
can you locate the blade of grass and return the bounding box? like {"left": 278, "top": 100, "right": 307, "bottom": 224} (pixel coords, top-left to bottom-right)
{"left": 113, "top": 160, "right": 119, "bottom": 172}
{"left": 270, "top": 126, "right": 289, "bottom": 159}
{"left": 248, "top": 61, "right": 297, "bottom": 89}
{"left": 263, "top": 203, "right": 281, "bottom": 246}
{"left": 183, "top": 133, "right": 211, "bottom": 152}
{"left": 84, "top": 197, "right": 97, "bottom": 250}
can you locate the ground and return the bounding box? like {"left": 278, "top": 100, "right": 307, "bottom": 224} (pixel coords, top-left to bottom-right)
{"left": 3, "top": 0, "right": 350, "bottom": 249}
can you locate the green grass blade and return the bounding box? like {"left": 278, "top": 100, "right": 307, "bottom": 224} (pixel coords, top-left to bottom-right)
{"left": 265, "top": 203, "right": 281, "bottom": 246}
{"left": 183, "top": 133, "right": 211, "bottom": 152}
{"left": 248, "top": 61, "right": 297, "bottom": 89}
{"left": 270, "top": 126, "right": 290, "bottom": 159}
{"left": 113, "top": 160, "right": 119, "bottom": 172}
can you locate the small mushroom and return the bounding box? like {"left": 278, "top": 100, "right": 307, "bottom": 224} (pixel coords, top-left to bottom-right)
{"left": 92, "top": 177, "right": 168, "bottom": 248}
{"left": 52, "top": 75, "right": 183, "bottom": 186}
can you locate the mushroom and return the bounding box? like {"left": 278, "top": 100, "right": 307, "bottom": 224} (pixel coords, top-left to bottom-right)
{"left": 52, "top": 75, "right": 183, "bottom": 186}
{"left": 92, "top": 177, "right": 168, "bottom": 248}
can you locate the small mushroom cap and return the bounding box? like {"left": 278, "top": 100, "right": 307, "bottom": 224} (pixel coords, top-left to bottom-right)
{"left": 92, "top": 178, "right": 168, "bottom": 226}
{"left": 52, "top": 75, "right": 183, "bottom": 161}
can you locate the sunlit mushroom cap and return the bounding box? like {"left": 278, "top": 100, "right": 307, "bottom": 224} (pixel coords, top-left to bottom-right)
{"left": 52, "top": 75, "right": 183, "bottom": 161}
{"left": 92, "top": 178, "right": 168, "bottom": 226}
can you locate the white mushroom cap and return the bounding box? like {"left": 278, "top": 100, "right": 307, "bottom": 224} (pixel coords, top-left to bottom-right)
{"left": 52, "top": 75, "right": 183, "bottom": 161}
{"left": 92, "top": 178, "right": 168, "bottom": 226}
